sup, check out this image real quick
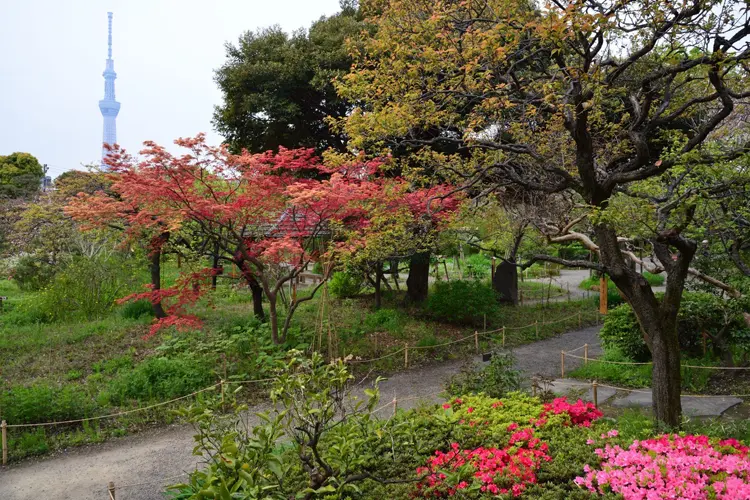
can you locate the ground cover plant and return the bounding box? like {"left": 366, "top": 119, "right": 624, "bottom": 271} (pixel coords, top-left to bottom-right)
{"left": 170, "top": 352, "right": 750, "bottom": 499}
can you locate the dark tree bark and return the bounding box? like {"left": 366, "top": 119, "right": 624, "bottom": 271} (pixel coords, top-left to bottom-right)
{"left": 149, "top": 232, "right": 169, "bottom": 319}
{"left": 236, "top": 257, "right": 265, "bottom": 320}
{"left": 406, "top": 252, "right": 430, "bottom": 302}
{"left": 374, "top": 262, "right": 383, "bottom": 309}
{"left": 211, "top": 242, "right": 220, "bottom": 290}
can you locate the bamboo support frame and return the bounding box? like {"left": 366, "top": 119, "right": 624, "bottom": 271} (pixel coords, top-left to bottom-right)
{"left": 1, "top": 420, "right": 6, "bottom": 466}
{"left": 561, "top": 351, "right": 565, "bottom": 378}
{"left": 592, "top": 381, "right": 598, "bottom": 408}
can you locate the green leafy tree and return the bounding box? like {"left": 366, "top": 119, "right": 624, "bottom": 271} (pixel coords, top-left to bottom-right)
{"left": 0, "top": 152, "right": 44, "bottom": 199}
{"left": 213, "top": 2, "right": 362, "bottom": 154}
{"left": 338, "top": 0, "right": 750, "bottom": 426}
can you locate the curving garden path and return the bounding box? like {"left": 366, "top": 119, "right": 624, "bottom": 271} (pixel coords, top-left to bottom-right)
{"left": 0, "top": 326, "right": 602, "bottom": 500}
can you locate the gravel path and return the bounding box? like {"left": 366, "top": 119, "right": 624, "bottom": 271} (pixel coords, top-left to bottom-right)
{"left": 0, "top": 326, "right": 601, "bottom": 500}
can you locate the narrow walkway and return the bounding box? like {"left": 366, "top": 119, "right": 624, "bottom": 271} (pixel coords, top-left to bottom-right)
{"left": 0, "top": 326, "right": 601, "bottom": 500}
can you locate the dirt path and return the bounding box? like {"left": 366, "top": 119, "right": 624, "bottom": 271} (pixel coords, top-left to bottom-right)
{"left": 0, "top": 326, "right": 601, "bottom": 500}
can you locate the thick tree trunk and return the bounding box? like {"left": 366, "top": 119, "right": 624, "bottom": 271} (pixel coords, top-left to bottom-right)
{"left": 406, "top": 252, "right": 430, "bottom": 303}
{"left": 149, "top": 233, "right": 169, "bottom": 319}
{"left": 595, "top": 224, "right": 691, "bottom": 427}
{"left": 642, "top": 315, "right": 683, "bottom": 427}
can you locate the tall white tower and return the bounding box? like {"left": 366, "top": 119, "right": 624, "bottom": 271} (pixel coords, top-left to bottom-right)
{"left": 99, "top": 12, "right": 120, "bottom": 165}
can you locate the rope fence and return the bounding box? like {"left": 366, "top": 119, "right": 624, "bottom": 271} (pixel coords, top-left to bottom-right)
{"left": 1, "top": 308, "right": 600, "bottom": 466}
{"left": 562, "top": 345, "right": 750, "bottom": 370}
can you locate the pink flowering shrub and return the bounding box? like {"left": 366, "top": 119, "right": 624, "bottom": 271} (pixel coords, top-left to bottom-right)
{"left": 415, "top": 429, "right": 552, "bottom": 497}
{"left": 575, "top": 434, "right": 750, "bottom": 499}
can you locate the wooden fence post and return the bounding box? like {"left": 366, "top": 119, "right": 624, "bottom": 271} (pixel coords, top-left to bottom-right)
{"left": 404, "top": 344, "right": 409, "bottom": 369}
{"left": 584, "top": 344, "right": 589, "bottom": 365}
{"left": 502, "top": 326, "right": 506, "bottom": 348}
{"left": 561, "top": 351, "right": 565, "bottom": 378}
{"left": 535, "top": 320, "right": 539, "bottom": 339}
{"left": 599, "top": 276, "right": 608, "bottom": 315}
{"left": 1, "top": 420, "right": 7, "bottom": 466}
{"left": 592, "top": 381, "right": 598, "bottom": 408}
{"left": 108, "top": 481, "right": 116, "bottom": 500}
{"left": 393, "top": 397, "right": 398, "bottom": 417}
{"left": 474, "top": 331, "right": 479, "bottom": 353}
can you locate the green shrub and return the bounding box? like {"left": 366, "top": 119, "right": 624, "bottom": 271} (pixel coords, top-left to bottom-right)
{"left": 446, "top": 350, "right": 522, "bottom": 398}
{"left": 107, "top": 355, "right": 214, "bottom": 404}
{"left": 427, "top": 280, "right": 497, "bottom": 325}
{"left": 363, "top": 308, "right": 403, "bottom": 334}
{"left": 11, "top": 255, "right": 56, "bottom": 291}
{"left": 328, "top": 271, "right": 364, "bottom": 298}
{"left": 600, "top": 292, "right": 749, "bottom": 362}
{"left": 120, "top": 299, "right": 155, "bottom": 319}
{"left": 599, "top": 304, "right": 649, "bottom": 361}
{"left": 642, "top": 271, "right": 665, "bottom": 286}
{"left": 0, "top": 383, "right": 98, "bottom": 424}
{"left": 465, "top": 253, "right": 491, "bottom": 280}
{"left": 33, "top": 255, "right": 140, "bottom": 322}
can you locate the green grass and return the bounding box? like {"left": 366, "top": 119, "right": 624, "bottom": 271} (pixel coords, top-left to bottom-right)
{"left": 0, "top": 260, "right": 601, "bottom": 461}
{"left": 569, "top": 347, "right": 718, "bottom": 392}
{"left": 518, "top": 280, "right": 566, "bottom": 300}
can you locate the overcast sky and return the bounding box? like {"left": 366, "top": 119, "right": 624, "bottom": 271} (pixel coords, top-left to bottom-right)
{"left": 0, "top": 0, "right": 342, "bottom": 179}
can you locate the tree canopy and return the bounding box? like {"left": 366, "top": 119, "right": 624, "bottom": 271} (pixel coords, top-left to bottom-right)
{"left": 0, "top": 152, "right": 44, "bottom": 199}
{"left": 213, "top": 2, "right": 362, "bottom": 154}
{"left": 337, "top": 0, "right": 750, "bottom": 425}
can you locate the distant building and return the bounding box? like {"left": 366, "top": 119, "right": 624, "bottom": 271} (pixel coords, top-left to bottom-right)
{"left": 99, "top": 12, "right": 120, "bottom": 168}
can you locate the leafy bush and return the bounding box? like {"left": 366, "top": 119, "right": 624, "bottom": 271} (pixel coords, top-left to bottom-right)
{"left": 328, "top": 270, "right": 364, "bottom": 298}
{"left": 446, "top": 350, "right": 522, "bottom": 399}
{"left": 363, "top": 308, "right": 403, "bottom": 334}
{"left": 0, "top": 383, "right": 98, "bottom": 424}
{"left": 120, "top": 299, "right": 155, "bottom": 319}
{"left": 427, "top": 280, "right": 497, "bottom": 325}
{"left": 600, "top": 292, "right": 750, "bottom": 362}
{"left": 31, "top": 255, "right": 140, "bottom": 322}
{"left": 642, "top": 271, "right": 665, "bottom": 286}
{"left": 107, "top": 355, "right": 214, "bottom": 404}
{"left": 465, "top": 253, "right": 491, "bottom": 280}
{"left": 11, "top": 255, "right": 56, "bottom": 291}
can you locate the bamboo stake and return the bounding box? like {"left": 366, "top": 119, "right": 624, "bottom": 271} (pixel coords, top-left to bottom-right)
{"left": 393, "top": 397, "right": 398, "bottom": 417}
{"left": 474, "top": 331, "right": 479, "bottom": 353}
{"left": 502, "top": 326, "right": 506, "bottom": 347}
{"left": 535, "top": 320, "right": 539, "bottom": 339}
{"left": 1, "top": 420, "right": 6, "bottom": 466}
{"left": 584, "top": 344, "right": 589, "bottom": 365}
{"left": 592, "top": 381, "right": 598, "bottom": 408}
{"left": 108, "top": 481, "right": 116, "bottom": 500}
{"left": 561, "top": 351, "right": 565, "bottom": 378}
{"left": 404, "top": 344, "right": 409, "bottom": 369}
{"left": 532, "top": 377, "right": 537, "bottom": 397}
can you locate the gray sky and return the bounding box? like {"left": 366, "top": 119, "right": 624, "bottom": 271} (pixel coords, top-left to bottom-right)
{"left": 0, "top": 0, "right": 342, "bottom": 179}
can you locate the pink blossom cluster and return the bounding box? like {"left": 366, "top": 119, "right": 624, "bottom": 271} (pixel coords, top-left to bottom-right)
{"left": 575, "top": 434, "right": 750, "bottom": 499}
{"left": 540, "top": 397, "right": 603, "bottom": 427}
{"left": 415, "top": 431, "right": 551, "bottom": 498}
